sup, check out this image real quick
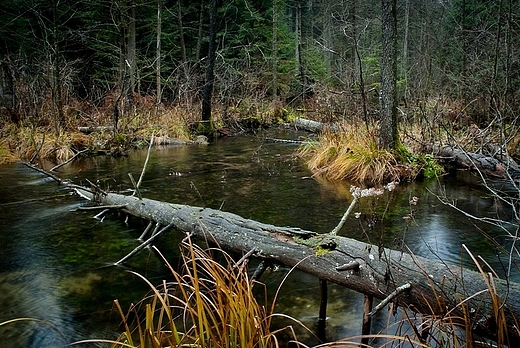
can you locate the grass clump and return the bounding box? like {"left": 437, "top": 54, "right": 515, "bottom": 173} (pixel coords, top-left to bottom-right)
{"left": 297, "top": 123, "right": 445, "bottom": 185}
{"left": 103, "top": 238, "right": 299, "bottom": 348}
{"left": 297, "top": 124, "right": 407, "bottom": 185}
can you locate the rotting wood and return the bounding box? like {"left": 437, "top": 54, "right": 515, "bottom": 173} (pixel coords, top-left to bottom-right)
{"left": 74, "top": 187, "right": 520, "bottom": 345}
{"left": 428, "top": 144, "right": 520, "bottom": 181}
{"left": 293, "top": 117, "right": 340, "bottom": 133}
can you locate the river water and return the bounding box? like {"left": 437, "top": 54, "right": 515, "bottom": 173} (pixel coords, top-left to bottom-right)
{"left": 0, "top": 129, "right": 518, "bottom": 347}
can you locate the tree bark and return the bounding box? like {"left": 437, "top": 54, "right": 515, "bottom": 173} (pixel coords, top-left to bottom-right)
{"left": 200, "top": 0, "right": 217, "bottom": 134}
{"left": 127, "top": 0, "right": 137, "bottom": 102}
{"left": 156, "top": 0, "right": 162, "bottom": 105}
{"left": 293, "top": 117, "right": 339, "bottom": 133}
{"left": 76, "top": 188, "right": 520, "bottom": 345}
{"left": 379, "top": 0, "right": 398, "bottom": 150}
{"left": 272, "top": 0, "right": 278, "bottom": 99}
{"left": 177, "top": 0, "right": 188, "bottom": 81}
{"left": 429, "top": 144, "right": 520, "bottom": 182}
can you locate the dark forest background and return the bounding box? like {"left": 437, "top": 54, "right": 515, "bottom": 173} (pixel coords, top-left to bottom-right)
{"left": 0, "top": 0, "right": 519, "bottom": 136}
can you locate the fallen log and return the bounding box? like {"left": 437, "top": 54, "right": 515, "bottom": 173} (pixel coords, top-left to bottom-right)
{"left": 293, "top": 117, "right": 340, "bottom": 133}
{"left": 78, "top": 126, "right": 115, "bottom": 134}
{"left": 76, "top": 188, "right": 520, "bottom": 345}
{"left": 292, "top": 118, "right": 520, "bottom": 183}
{"left": 429, "top": 144, "right": 520, "bottom": 182}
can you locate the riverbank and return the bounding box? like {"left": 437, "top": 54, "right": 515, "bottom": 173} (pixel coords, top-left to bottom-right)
{"left": 2, "top": 99, "right": 520, "bottom": 188}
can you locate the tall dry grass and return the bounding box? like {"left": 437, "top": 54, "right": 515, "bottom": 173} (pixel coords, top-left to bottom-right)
{"left": 297, "top": 124, "right": 414, "bottom": 185}
{"left": 369, "top": 245, "right": 514, "bottom": 348}
{"left": 83, "top": 238, "right": 302, "bottom": 348}
{"left": 2, "top": 241, "right": 513, "bottom": 347}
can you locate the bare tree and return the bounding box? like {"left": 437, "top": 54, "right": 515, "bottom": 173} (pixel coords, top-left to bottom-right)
{"left": 272, "top": 0, "right": 278, "bottom": 99}
{"left": 156, "top": 0, "right": 162, "bottom": 105}
{"left": 379, "top": 0, "right": 398, "bottom": 150}
{"left": 200, "top": 0, "right": 217, "bottom": 135}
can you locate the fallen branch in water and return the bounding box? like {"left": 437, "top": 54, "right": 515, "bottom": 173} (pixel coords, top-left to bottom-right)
{"left": 50, "top": 149, "right": 89, "bottom": 172}
{"left": 22, "top": 161, "right": 520, "bottom": 345}
{"left": 70, "top": 186, "right": 520, "bottom": 345}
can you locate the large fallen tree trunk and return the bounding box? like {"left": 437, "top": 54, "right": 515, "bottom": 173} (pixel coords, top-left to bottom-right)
{"left": 429, "top": 144, "right": 520, "bottom": 183}
{"left": 76, "top": 187, "right": 520, "bottom": 344}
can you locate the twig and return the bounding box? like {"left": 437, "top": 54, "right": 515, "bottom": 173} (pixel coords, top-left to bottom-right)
{"left": 235, "top": 249, "right": 256, "bottom": 268}
{"left": 86, "top": 179, "right": 108, "bottom": 196}
{"left": 128, "top": 173, "right": 142, "bottom": 199}
{"left": 77, "top": 204, "right": 125, "bottom": 211}
{"left": 29, "top": 132, "right": 45, "bottom": 164}
{"left": 335, "top": 260, "right": 360, "bottom": 271}
{"left": 94, "top": 208, "right": 110, "bottom": 220}
{"left": 22, "top": 161, "right": 62, "bottom": 183}
{"left": 138, "top": 221, "right": 154, "bottom": 241}
{"left": 50, "top": 149, "right": 89, "bottom": 172}
{"left": 150, "top": 222, "right": 162, "bottom": 237}
{"left": 330, "top": 196, "right": 359, "bottom": 235}
{"left": 263, "top": 137, "right": 307, "bottom": 145}
{"left": 367, "top": 283, "right": 411, "bottom": 317}
{"left": 134, "top": 132, "right": 155, "bottom": 195}
{"left": 251, "top": 261, "right": 269, "bottom": 281}
{"left": 115, "top": 222, "right": 174, "bottom": 265}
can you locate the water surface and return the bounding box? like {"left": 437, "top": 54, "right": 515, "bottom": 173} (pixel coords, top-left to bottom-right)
{"left": 0, "top": 129, "right": 517, "bottom": 346}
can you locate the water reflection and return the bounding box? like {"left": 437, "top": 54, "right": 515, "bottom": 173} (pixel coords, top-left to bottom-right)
{"left": 1, "top": 131, "right": 519, "bottom": 346}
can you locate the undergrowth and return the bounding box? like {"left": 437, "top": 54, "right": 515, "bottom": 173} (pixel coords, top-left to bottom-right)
{"left": 297, "top": 124, "right": 426, "bottom": 186}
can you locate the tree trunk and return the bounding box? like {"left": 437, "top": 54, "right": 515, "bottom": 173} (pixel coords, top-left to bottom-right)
{"left": 51, "top": 0, "right": 64, "bottom": 134}
{"left": 127, "top": 0, "right": 136, "bottom": 103}
{"left": 402, "top": 0, "right": 409, "bottom": 106}
{"left": 156, "top": 0, "right": 162, "bottom": 105}
{"left": 200, "top": 0, "right": 217, "bottom": 135}
{"left": 196, "top": 1, "right": 205, "bottom": 62}
{"left": 429, "top": 144, "right": 520, "bottom": 182}
{"left": 272, "top": 0, "right": 278, "bottom": 99}
{"left": 75, "top": 188, "right": 520, "bottom": 345}
{"left": 379, "top": 0, "right": 398, "bottom": 151}
{"left": 177, "top": 0, "right": 188, "bottom": 80}
{"left": 295, "top": 0, "right": 305, "bottom": 103}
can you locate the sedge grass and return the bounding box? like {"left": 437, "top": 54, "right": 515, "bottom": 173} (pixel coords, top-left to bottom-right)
{"left": 105, "top": 237, "right": 300, "bottom": 348}
{"left": 297, "top": 124, "right": 409, "bottom": 185}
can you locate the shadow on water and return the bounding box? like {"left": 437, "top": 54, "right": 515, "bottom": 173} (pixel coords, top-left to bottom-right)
{"left": 0, "top": 129, "right": 518, "bottom": 346}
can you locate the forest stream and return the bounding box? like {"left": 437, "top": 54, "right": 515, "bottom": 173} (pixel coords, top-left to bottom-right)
{"left": 0, "top": 128, "right": 517, "bottom": 347}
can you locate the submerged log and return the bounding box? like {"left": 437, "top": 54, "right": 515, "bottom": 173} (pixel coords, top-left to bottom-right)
{"left": 76, "top": 188, "right": 520, "bottom": 345}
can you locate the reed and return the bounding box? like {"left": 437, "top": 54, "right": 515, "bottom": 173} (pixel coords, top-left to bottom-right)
{"left": 102, "top": 238, "right": 300, "bottom": 348}
{"left": 372, "top": 245, "right": 513, "bottom": 348}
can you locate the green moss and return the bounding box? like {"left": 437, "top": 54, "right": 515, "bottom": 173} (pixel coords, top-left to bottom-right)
{"left": 196, "top": 120, "right": 214, "bottom": 136}
{"left": 293, "top": 235, "right": 336, "bottom": 256}
{"left": 395, "top": 142, "right": 444, "bottom": 178}
{"left": 314, "top": 245, "right": 330, "bottom": 256}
